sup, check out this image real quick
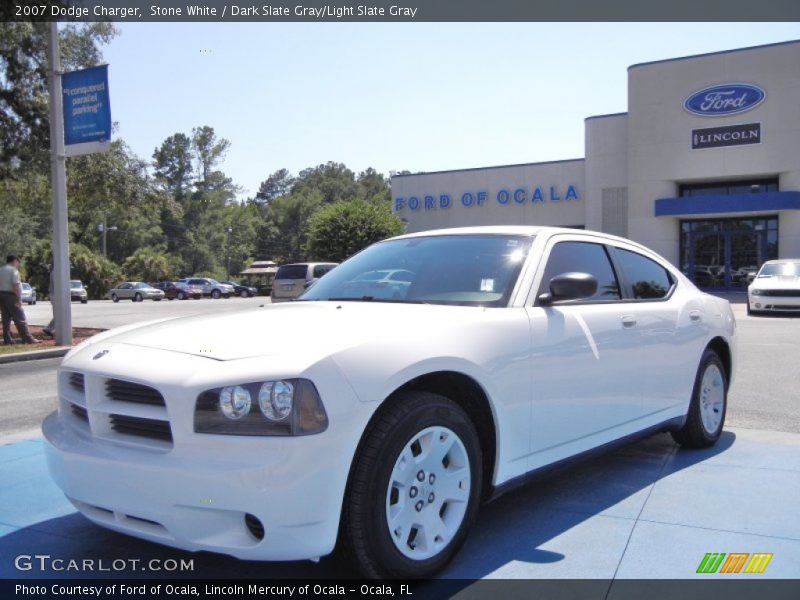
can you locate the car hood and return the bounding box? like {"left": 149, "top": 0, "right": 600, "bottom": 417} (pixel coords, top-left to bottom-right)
{"left": 752, "top": 276, "right": 800, "bottom": 290}
{"left": 96, "top": 301, "right": 475, "bottom": 362}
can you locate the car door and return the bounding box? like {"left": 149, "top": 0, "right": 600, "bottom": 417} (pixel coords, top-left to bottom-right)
{"left": 608, "top": 244, "right": 706, "bottom": 418}
{"left": 118, "top": 283, "right": 132, "bottom": 299}
{"left": 525, "top": 236, "right": 645, "bottom": 470}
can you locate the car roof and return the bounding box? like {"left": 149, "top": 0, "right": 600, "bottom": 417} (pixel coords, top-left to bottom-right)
{"left": 389, "top": 226, "right": 647, "bottom": 248}
{"left": 761, "top": 259, "right": 800, "bottom": 265}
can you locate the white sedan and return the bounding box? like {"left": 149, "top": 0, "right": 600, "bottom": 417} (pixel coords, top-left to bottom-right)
{"left": 42, "top": 227, "right": 736, "bottom": 578}
{"left": 747, "top": 259, "right": 800, "bottom": 315}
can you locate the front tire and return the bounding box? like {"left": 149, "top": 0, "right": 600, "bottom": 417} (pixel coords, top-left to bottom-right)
{"left": 81, "top": 299, "right": 87, "bottom": 304}
{"left": 672, "top": 349, "right": 727, "bottom": 448}
{"left": 341, "top": 391, "right": 482, "bottom": 578}
{"left": 211, "top": 289, "right": 221, "bottom": 299}
{"left": 177, "top": 292, "right": 186, "bottom": 300}
{"left": 240, "top": 290, "right": 248, "bottom": 298}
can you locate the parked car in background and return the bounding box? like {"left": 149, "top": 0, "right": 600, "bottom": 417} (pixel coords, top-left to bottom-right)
{"left": 747, "top": 259, "right": 800, "bottom": 315}
{"left": 221, "top": 280, "right": 258, "bottom": 298}
{"left": 21, "top": 282, "right": 37, "bottom": 305}
{"left": 107, "top": 282, "right": 165, "bottom": 302}
{"left": 271, "top": 262, "right": 338, "bottom": 303}
{"left": 180, "top": 278, "right": 234, "bottom": 299}
{"left": 70, "top": 280, "right": 88, "bottom": 304}
{"left": 44, "top": 227, "right": 736, "bottom": 578}
{"left": 151, "top": 281, "right": 203, "bottom": 300}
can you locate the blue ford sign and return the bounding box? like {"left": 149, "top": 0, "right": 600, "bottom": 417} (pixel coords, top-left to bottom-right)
{"left": 683, "top": 83, "right": 765, "bottom": 117}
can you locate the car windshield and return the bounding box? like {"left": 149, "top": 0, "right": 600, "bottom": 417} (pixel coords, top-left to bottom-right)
{"left": 22, "top": 283, "right": 31, "bottom": 290}
{"left": 70, "top": 281, "right": 82, "bottom": 289}
{"left": 208, "top": 279, "right": 220, "bottom": 285}
{"left": 758, "top": 262, "right": 800, "bottom": 277}
{"left": 299, "top": 234, "right": 534, "bottom": 307}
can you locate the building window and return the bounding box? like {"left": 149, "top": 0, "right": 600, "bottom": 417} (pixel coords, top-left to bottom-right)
{"left": 679, "top": 178, "right": 778, "bottom": 197}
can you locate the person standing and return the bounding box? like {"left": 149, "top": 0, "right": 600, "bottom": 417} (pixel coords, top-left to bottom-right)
{"left": 0, "top": 255, "right": 41, "bottom": 344}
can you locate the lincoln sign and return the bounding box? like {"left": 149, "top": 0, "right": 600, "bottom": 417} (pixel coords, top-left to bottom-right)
{"left": 691, "top": 123, "right": 761, "bottom": 150}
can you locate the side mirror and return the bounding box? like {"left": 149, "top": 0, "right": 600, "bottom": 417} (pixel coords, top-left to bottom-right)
{"left": 538, "top": 272, "right": 598, "bottom": 306}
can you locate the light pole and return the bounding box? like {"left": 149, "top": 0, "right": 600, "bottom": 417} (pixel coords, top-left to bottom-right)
{"left": 98, "top": 212, "right": 118, "bottom": 257}
{"left": 226, "top": 226, "right": 233, "bottom": 279}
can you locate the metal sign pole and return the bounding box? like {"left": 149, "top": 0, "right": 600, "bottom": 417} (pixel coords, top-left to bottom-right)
{"left": 47, "top": 22, "right": 72, "bottom": 346}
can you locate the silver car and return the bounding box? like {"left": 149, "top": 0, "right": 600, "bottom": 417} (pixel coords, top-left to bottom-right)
{"left": 21, "top": 282, "right": 37, "bottom": 305}
{"left": 108, "top": 282, "right": 165, "bottom": 303}
{"left": 271, "top": 262, "right": 338, "bottom": 303}
{"left": 180, "top": 278, "right": 234, "bottom": 299}
{"left": 70, "top": 280, "right": 88, "bottom": 304}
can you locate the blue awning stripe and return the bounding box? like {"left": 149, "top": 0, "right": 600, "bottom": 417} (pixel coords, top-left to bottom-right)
{"left": 654, "top": 191, "right": 800, "bottom": 216}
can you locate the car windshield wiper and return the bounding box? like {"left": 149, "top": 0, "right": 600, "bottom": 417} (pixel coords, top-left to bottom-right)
{"left": 325, "top": 296, "right": 428, "bottom": 304}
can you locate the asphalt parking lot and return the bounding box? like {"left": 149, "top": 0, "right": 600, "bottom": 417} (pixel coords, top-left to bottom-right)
{"left": 0, "top": 298, "right": 798, "bottom": 582}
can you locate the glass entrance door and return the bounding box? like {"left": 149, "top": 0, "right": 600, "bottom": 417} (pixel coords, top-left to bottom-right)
{"left": 680, "top": 217, "right": 778, "bottom": 291}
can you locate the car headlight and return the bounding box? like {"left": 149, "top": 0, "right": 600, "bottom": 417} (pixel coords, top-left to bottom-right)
{"left": 194, "top": 378, "right": 328, "bottom": 436}
{"left": 751, "top": 289, "right": 762, "bottom": 296}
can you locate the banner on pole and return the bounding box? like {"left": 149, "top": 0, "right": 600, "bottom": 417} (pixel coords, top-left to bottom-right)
{"left": 61, "top": 64, "right": 111, "bottom": 156}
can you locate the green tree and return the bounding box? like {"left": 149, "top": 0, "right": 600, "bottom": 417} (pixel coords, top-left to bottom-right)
{"left": 122, "top": 248, "right": 171, "bottom": 283}
{"left": 255, "top": 191, "right": 322, "bottom": 263}
{"left": 25, "top": 240, "right": 122, "bottom": 300}
{"left": 292, "top": 162, "right": 360, "bottom": 204}
{"left": 256, "top": 168, "right": 294, "bottom": 203}
{"left": 306, "top": 199, "right": 405, "bottom": 262}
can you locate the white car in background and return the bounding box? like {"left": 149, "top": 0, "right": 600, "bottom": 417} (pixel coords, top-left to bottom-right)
{"left": 43, "top": 227, "right": 736, "bottom": 578}
{"left": 747, "top": 259, "right": 800, "bottom": 315}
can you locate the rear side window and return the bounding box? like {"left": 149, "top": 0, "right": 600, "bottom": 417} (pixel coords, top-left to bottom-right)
{"left": 615, "top": 249, "right": 673, "bottom": 299}
{"left": 539, "top": 241, "right": 621, "bottom": 301}
{"left": 276, "top": 265, "right": 309, "bottom": 280}
{"left": 313, "top": 265, "right": 335, "bottom": 278}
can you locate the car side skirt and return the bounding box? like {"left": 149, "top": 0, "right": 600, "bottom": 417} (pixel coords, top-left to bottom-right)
{"left": 487, "top": 415, "right": 686, "bottom": 503}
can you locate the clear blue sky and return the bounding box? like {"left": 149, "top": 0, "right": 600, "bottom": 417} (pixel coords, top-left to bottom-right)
{"left": 100, "top": 23, "right": 800, "bottom": 199}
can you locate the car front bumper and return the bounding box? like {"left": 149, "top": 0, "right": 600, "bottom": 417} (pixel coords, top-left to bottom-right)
{"left": 749, "top": 293, "right": 800, "bottom": 312}
{"left": 41, "top": 345, "right": 370, "bottom": 562}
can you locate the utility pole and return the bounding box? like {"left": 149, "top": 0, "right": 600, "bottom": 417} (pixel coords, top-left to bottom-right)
{"left": 98, "top": 212, "right": 118, "bottom": 257}
{"left": 47, "top": 22, "right": 72, "bottom": 346}
{"left": 226, "top": 226, "right": 233, "bottom": 279}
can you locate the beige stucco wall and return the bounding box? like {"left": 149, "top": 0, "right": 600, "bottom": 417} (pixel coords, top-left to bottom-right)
{"left": 392, "top": 160, "right": 586, "bottom": 233}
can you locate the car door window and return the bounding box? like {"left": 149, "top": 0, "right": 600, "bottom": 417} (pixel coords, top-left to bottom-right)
{"left": 615, "top": 248, "right": 674, "bottom": 299}
{"left": 313, "top": 265, "right": 333, "bottom": 278}
{"left": 539, "top": 241, "right": 621, "bottom": 301}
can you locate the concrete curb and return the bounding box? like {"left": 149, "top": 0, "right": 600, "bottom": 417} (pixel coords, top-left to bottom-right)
{"left": 0, "top": 346, "right": 69, "bottom": 364}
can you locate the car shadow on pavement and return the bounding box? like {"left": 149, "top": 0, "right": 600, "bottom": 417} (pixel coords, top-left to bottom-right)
{"left": 0, "top": 431, "right": 736, "bottom": 581}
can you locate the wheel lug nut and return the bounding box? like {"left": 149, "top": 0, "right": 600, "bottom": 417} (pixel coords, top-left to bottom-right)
{"left": 428, "top": 473, "right": 435, "bottom": 484}
{"left": 409, "top": 486, "right": 418, "bottom": 498}
{"left": 415, "top": 501, "right": 424, "bottom": 512}
{"left": 428, "top": 493, "right": 435, "bottom": 503}
{"left": 417, "top": 470, "right": 425, "bottom": 481}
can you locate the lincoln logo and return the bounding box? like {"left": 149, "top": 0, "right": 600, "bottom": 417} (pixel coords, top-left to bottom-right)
{"left": 684, "top": 83, "right": 766, "bottom": 117}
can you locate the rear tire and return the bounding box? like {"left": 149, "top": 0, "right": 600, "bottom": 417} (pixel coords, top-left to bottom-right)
{"left": 111, "top": 294, "right": 119, "bottom": 303}
{"left": 672, "top": 349, "right": 727, "bottom": 449}
{"left": 81, "top": 299, "right": 87, "bottom": 304}
{"left": 134, "top": 293, "right": 142, "bottom": 302}
{"left": 340, "top": 391, "right": 482, "bottom": 579}
{"left": 211, "top": 289, "right": 221, "bottom": 299}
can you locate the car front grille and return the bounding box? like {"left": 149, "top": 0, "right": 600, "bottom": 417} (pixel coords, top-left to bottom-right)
{"left": 70, "top": 404, "right": 88, "bottom": 422}
{"left": 761, "top": 289, "right": 800, "bottom": 297}
{"left": 105, "top": 379, "right": 165, "bottom": 406}
{"left": 69, "top": 372, "right": 85, "bottom": 393}
{"left": 109, "top": 414, "right": 173, "bottom": 442}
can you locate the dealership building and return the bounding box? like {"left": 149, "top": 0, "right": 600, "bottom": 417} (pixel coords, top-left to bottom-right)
{"left": 391, "top": 40, "right": 800, "bottom": 291}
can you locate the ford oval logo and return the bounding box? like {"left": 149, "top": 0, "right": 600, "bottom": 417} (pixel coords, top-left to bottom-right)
{"left": 683, "top": 83, "right": 766, "bottom": 117}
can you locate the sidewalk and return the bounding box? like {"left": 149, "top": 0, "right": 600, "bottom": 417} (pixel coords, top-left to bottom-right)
{"left": 0, "top": 426, "right": 797, "bottom": 579}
